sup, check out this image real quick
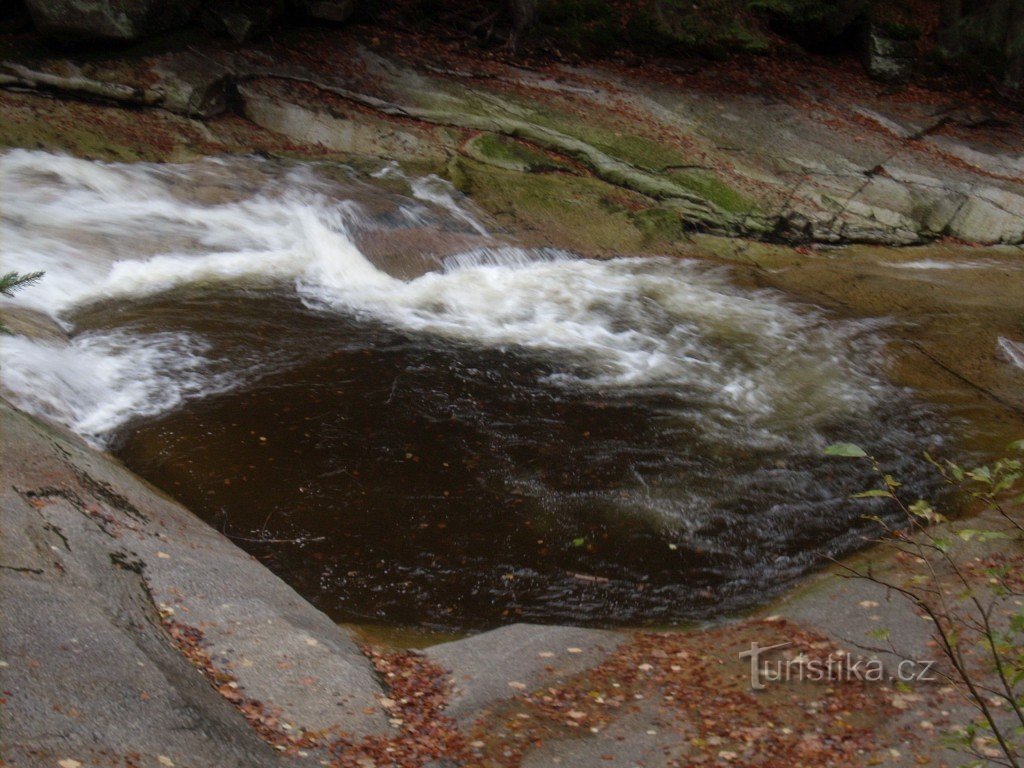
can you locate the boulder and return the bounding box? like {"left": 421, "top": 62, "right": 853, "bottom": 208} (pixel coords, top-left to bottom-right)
{"left": 0, "top": 400, "right": 389, "bottom": 765}
{"left": 0, "top": 53, "right": 230, "bottom": 118}
{"left": 25, "top": 0, "right": 197, "bottom": 42}
{"left": 201, "top": 0, "right": 283, "bottom": 43}
{"left": 149, "top": 51, "right": 232, "bottom": 118}
{"left": 863, "top": 24, "right": 916, "bottom": 82}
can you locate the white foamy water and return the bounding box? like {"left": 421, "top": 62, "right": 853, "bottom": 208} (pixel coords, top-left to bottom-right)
{"left": 999, "top": 337, "right": 1024, "bottom": 370}
{"left": 0, "top": 150, "right": 882, "bottom": 444}
{"left": 0, "top": 330, "right": 221, "bottom": 437}
{"left": 883, "top": 258, "right": 1015, "bottom": 271}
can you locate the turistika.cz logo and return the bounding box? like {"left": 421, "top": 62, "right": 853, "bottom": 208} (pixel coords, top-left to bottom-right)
{"left": 738, "top": 641, "right": 938, "bottom": 691}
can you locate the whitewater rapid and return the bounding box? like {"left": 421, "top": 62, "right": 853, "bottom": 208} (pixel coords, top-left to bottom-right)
{"left": 0, "top": 150, "right": 884, "bottom": 445}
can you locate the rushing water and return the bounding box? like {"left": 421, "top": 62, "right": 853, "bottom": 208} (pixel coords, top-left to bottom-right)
{"left": 0, "top": 150, "right": 947, "bottom": 628}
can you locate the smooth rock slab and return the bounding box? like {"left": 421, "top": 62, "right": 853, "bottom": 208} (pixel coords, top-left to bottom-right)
{"left": 425, "top": 623, "right": 626, "bottom": 721}
{"left": 0, "top": 401, "right": 388, "bottom": 766}
{"left": 237, "top": 80, "right": 449, "bottom": 160}
{"left": 520, "top": 699, "right": 692, "bottom": 768}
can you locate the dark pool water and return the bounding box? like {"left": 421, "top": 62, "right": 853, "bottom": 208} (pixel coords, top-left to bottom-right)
{"left": 104, "top": 289, "right": 946, "bottom": 630}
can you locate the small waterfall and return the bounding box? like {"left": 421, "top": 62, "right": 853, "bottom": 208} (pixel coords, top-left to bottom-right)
{"left": 2, "top": 150, "right": 880, "bottom": 447}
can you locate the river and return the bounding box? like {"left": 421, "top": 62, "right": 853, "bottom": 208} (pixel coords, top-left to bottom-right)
{"left": 0, "top": 149, "right": 949, "bottom": 628}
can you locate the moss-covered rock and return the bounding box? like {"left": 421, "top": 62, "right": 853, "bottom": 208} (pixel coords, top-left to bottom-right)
{"left": 668, "top": 169, "right": 760, "bottom": 215}
{"left": 631, "top": 206, "right": 688, "bottom": 245}
{"left": 447, "top": 155, "right": 695, "bottom": 255}
{"left": 403, "top": 80, "right": 757, "bottom": 234}
{"left": 463, "top": 132, "right": 572, "bottom": 173}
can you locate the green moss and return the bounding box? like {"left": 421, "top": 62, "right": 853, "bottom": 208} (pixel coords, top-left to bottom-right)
{"left": 687, "top": 233, "right": 797, "bottom": 267}
{"left": 668, "top": 169, "right": 758, "bottom": 214}
{"left": 591, "top": 134, "right": 695, "bottom": 172}
{"left": 525, "top": 108, "right": 697, "bottom": 172}
{"left": 748, "top": 0, "right": 846, "bottom": 25}
{"left": 481, "top": 98, "right": 705, "bottom": 186}
{"left": 446, "top": 156, "right": 692, "bottom": 255}
{"left": 728, "top": 24, "right": 773, "bottom": 54}
{"left": 632, "top": 207, "right": 686, "bottom": 244}
{"left": 464, "top": 133, "right": 572, "bottom": 172}
{"left": 403, "top": 81, "right": 752, "bottom": 229}
{"left": 421, "top": 82, "right": 696, "bottom": 174}
{"left": 446, "top": 156, "right": 473, "bottom": 196}
{"left": 0, "top": 100, "right": 172, "bottom": 161}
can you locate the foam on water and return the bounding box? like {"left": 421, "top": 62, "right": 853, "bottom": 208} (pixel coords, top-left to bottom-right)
{"left": 1, "top": 149, "right": 881, "bottom": 445}
{"left": 883, "top": 259, "right": 1004, "bottom": 270}
{"left": 0, "top": 330, "right": 219, "bottom": 439}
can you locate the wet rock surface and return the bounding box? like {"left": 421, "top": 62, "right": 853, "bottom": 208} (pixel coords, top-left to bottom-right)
{"left": 0, "top": 29, "right": 1020, "bottom": 245}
